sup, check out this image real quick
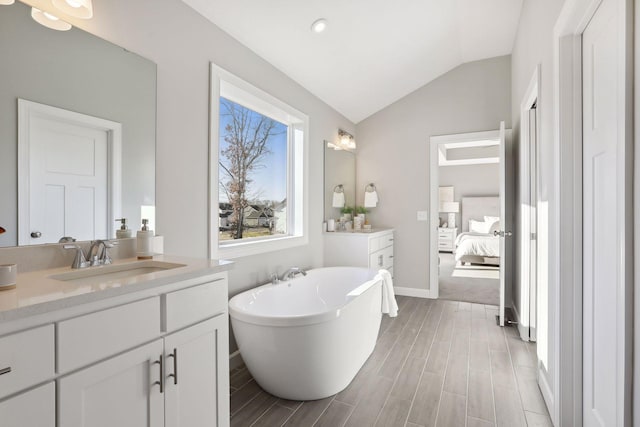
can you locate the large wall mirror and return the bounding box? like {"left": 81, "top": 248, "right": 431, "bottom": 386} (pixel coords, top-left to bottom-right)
{"left": 323, "top": 142, "right": 356, "bottom": 221}
{"left": 0, "top": 1, "right": 157, "bottom": 247}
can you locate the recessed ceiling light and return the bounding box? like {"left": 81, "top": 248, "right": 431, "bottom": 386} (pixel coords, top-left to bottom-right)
{"left": 0, "top": 0, "right": 15, "bottom": 5}
{"left": 311, "top": 18, "right": 327, "bottom": 33}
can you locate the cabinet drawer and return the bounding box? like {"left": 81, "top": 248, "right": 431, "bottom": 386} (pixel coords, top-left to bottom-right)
{"left": 370, "top": 233, "right": 394, "bottom": 253}
{"left": 0, "top": 382, "right": 55, "bottom": 427}
{"left": 163, "top": 279, "right": 227, "bottom": 332}
{"left": 0, "top": 325, "right": 54, "bottom": 399}
{"left": 439, "top": 241, "right": 453, "bottom": 250}
{"left": 369, "top": 246, "right": 394, "bottom": 270}
{"left": 58, "top": 297, "right": 160, "bottom": 373}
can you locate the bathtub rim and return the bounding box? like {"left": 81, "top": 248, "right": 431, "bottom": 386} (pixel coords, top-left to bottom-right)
{"left": 228, "top": 268, "right": 382, "bottom": 327}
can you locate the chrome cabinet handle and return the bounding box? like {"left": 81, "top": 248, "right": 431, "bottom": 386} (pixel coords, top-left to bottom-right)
{"left": 493, "top": 230, "right": 513, "bottom": 237}
{"left": 378, "top": 254, "right": 383, "bottom": 267}
{"left": 0, "top": 367, "right": 11, "bottom": 376}
{"left": 152, "top": 355, "right": 163, "bottom": 393}
{"left": 167, "top": 348, "right": 178, "bottom": 385}
{"left": 30, "top": 231, "right": 42, "bottom": 238}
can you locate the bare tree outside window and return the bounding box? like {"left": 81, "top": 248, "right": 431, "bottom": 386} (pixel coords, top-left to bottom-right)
{"left": 218, "top": 97, "right": 288, "bottom": 240}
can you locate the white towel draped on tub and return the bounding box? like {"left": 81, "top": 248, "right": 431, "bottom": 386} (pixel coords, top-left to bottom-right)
{"left": 376, "top": 269, "right": 398, "bottom": 317}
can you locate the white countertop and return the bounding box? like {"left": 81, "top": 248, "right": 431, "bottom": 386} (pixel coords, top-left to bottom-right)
{"left": 323, "top": 228, "right": 394, "bottom": 237}
{"left": 0, "top": 255, "right": 233, "bottom": 323}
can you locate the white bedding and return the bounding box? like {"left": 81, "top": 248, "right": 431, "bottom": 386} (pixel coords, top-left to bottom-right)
{"left": 454, "top": 232, "right": 500, "bottom": 261}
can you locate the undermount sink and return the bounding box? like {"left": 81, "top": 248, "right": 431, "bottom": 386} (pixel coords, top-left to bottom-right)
{"left": 50, "top": 261, "right": 186, "bottom": 285}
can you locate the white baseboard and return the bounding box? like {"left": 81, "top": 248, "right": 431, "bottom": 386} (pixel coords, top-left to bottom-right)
{"left": 511, "top": 300, "right": 529, "bottom": 341}
{"left": 229, "top": 350, "right": 244, "bottom": 370}
{"left": 511, "top": 299, "right": 531, "bottom": 341}
{"left": 538, "top": 366, "right": 555, "bottom": 414}
{"left": 394, "top": 286, "right": 433, "bottom": 299}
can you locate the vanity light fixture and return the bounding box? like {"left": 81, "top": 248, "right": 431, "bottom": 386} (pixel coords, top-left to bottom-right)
{"left": 31, "top": 7, "right": 72, "bottom": 31}
{"left": 311, "top": 18, "right": 328, "bottom": 33}
{"left": 336, "top": 129, "right": 356, "bottom": 150}
{"left": 0, "top": 0, "right": 15, "bottom": 5}
{"left": 52, "top": 0, "right": 93, "bottom": 19}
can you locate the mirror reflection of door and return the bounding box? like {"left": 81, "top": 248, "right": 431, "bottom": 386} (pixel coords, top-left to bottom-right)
{"left": 18, "top": 100, "right": 122, "bottom": 245}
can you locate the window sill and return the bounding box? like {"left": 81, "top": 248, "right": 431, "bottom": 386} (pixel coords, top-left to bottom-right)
{"left": 213, "top": 234, "right": 308, "bottom": 259}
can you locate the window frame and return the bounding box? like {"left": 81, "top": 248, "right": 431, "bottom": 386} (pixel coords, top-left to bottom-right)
{"left": 209, "top": 63, "right": 309, "bottom": 259}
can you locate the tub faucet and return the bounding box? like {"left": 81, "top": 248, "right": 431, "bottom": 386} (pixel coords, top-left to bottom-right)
{"left": 280, "top": 267, "right": 307, "bottom": 281}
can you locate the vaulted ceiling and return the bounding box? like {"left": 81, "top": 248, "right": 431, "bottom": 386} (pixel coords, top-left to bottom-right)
{"left": 182, "top": 0, "right": 523, "bottom": 123}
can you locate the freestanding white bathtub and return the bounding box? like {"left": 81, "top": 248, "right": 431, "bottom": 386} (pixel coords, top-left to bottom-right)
{"left": 228, "top": 266, "right": 383, "bottom": 400}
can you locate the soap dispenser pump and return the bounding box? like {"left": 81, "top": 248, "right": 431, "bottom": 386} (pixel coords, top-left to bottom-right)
{"left": 136, "top": 219, "right": 154, "bottom": 260}
{"left": 115, "top": 218, "right": 133, "bottom": 239}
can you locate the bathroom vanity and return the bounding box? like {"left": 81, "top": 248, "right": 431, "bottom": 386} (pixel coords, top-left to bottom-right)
{"left": 324, "top": 229, "right": 394, "bottom": 276}
{"left": 0, "top": 256, "right": 232, "bottom": 427}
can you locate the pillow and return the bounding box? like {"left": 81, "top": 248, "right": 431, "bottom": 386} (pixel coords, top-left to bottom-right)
{"left": 469, "top": 219, "right": 490, "bottom": 233}
{"left": 484, "top": 216, "right": 500, "bottom": 224}
{"left": 488, "top": 220, "right": 501, "bottom": 235}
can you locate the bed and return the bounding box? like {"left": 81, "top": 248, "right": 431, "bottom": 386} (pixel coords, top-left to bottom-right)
{"left": 454, "top": 197, "right": 500, "bottom": 265}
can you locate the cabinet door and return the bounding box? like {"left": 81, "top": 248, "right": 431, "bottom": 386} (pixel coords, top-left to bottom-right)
{"left": 58, "top": 340, "right": 164, "bottom": 427}
{"left": 0, "top": 382, "right": 55, "bottom": 427}
{"left": 165, "top": 315, "right": 229, "bottom": 427}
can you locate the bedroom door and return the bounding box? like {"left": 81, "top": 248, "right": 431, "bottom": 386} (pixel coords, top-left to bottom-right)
{"left": 496, "top": 121, "right": 510, "bottom": 327}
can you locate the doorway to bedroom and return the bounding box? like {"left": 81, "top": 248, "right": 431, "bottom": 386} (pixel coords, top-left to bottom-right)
{"left": 436, "top": 141, "right": 501, "bottom": 306}
{"left": 429, "top": 125, "right": 513, "bottom": 326}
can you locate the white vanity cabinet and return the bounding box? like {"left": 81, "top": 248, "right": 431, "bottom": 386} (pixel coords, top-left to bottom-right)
{"left": 324, "top": 229, "right": 394, "bottom": 276}
{"left": 58, "top": 339, "right": 165, "bottom": 427}
{"left": 59, "top": 315, "right": 228, "bottom": 427}
{"left": 0, "top": 266, "right": 230, "bottom": 427}
{"left": 165, "top": 315, "right": 227, "bottom": 427}
{"left": 0, "top": 382, "right": 55, "bottom": 427}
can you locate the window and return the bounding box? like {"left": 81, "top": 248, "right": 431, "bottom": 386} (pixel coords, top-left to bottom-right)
{"left": 210, "top": 64, "right": 308, "bottom": 259}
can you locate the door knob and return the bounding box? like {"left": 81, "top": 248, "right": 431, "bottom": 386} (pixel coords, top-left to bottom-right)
{"left": 30, "top": 231, "right": 42, "bottom": 238}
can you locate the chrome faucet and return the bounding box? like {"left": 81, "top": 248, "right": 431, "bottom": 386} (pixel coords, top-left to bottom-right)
{"left": 280, "top": 267, "right": 307, "bottom": 281}
{"left": 87, "top": 240, "right": 117, "bottom": 266}
{"left": 63, "top": 244, "right": 89, "bottom": 269}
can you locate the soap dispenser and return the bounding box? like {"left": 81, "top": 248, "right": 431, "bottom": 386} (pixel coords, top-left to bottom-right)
{"left": 136, "top": 219, "right": 154, "bottom": 259}
{"left": 115, "top": 218, "right": 133, "bottom": 239}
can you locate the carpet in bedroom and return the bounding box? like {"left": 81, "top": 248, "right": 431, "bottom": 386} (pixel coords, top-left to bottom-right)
{"left": 438, "top": 252, "right": 500, "bottom": 305}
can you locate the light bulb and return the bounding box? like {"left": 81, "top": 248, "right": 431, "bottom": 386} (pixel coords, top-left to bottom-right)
{"left": 311, "top": 18, "right": 327, "bottom": 33}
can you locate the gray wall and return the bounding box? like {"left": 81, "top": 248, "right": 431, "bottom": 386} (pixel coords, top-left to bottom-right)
{"left": 0, "top": 2, "right": 156, "bottom": 247}
{"left": 18, "top": 0, "right": 355, "bottom": 351}
{"left": 355, "top": 55, "right": 511, "bottom": 290}
{"left": 439, "top": 163, "right": 499, "bottom": 228}
{"left": 511, "top": 0, "right": 565, "bottom": 402}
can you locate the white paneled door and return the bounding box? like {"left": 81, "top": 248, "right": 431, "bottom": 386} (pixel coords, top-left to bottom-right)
{"left": 497, "top": 121, "right": 508, "bottom": 326}
{"left": 29, "top": 116, "right": 108, "bottom": 244}
{"left": 18, "top": 99, "right": 122, "bottom": 245}
{"left": 582, "top": 0, "right": 625, "bottom": 425}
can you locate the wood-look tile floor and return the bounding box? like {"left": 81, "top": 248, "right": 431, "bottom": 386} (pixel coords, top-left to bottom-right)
{"left": 229, "top": 297, "right": 552, "bottom": 427}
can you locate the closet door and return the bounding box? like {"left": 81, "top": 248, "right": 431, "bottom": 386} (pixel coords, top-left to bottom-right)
{"left": 582, "top": 0, "right": 629, "bottom": 424}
